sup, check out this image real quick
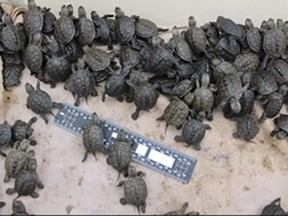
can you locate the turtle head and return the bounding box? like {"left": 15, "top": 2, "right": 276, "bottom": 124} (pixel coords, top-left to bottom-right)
{"left": 267, "top": 18, "right": 276, "bottom": 30}
{"left": 152, "top": 35, "right": 164, "bottom": 47}
{"left": 2, "top": 13, "right": 13, "bottom": 25}
{"left": 230, "top": 97, "right": 241, "bottom": 113}
{"left": 188, "top": 16, "right": 197, "bottom": 28}
{"left": 116, "top": 130, "right": 127, "bottom": 141}
{"left": 25, "top": 82, "right": 35, "bottom": 94}
{"left": 114, "top": 7, "right": 125, "bottom": 18}
{"left": 12, "top": 200, "right": 26, "bottom": 214}
{"left": 78, "top": 6, "right": 86, "bottom": 18}
{"left": 91, "top": 10, "right": 99, "bottom": 20}
{"left": 59, "top": 5, "right": 69, "bottom": 17}
{"left": 91, "top": 112, "right": 100, "bottom": 124}
{"left": 67, "top": 4, "right": 74, "bottom": 16}
{"left": 181, "top": 202, "right": 189, "bottom": 213}
{"left": 18, "top": 139, "right": 30, "bottom": 152}
{"left": 277, "top": 19, "right": 284, "bottom": 29}
{"left": 245, "top": 18, "right": 254, "bottom": 29}
{"left": 27, "top": 158, "right": 38, "bottom": 172}
{"left": 127, "top": 165, "right": 138, "bottom": 177}
{"left": 201, "top": 73, "right": 210, "bottom": 88}
{"left": 27, "top": 0, "right": 37, "bottom": 10}
{"left": 171, "top": 26, "right": 180, "bottom": 38}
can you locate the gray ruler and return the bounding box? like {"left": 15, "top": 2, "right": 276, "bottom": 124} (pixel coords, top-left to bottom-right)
{"left": 53, "top": 103, "right": 197, "bottom": 184}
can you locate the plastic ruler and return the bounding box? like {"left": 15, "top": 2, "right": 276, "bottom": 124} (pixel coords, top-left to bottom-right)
{"left": 53, "top": 103, "right": 197, "bottom": 184}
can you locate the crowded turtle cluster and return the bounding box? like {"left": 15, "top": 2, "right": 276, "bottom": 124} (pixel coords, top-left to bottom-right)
{"left": 0, "top": 0, "right": 288, "bottom": 214}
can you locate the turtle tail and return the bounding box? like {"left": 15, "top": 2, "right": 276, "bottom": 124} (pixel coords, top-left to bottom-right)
{"left": 117, "top": 171, "right": 121, "bottom": 181}
{"left": 137, "top": 206, "right": 140, "bottom": 215}
{"left": 13, "top": 194, "right": 21, "bottom": 201}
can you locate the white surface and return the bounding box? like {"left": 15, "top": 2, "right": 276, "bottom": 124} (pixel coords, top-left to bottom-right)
{"left": 148, "top": 149, "right": 175, "bottom": 168}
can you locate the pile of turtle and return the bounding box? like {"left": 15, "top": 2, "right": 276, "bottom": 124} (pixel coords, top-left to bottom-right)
{"left": 0, "top": 0, "right": 288, "bottom": 214}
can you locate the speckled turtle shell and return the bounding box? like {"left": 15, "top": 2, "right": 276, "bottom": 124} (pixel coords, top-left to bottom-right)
{"left": 0, "top": 121, "right": 12, "bottom": 157}
{"left": 23, "top": 0, "right": 43, "bottom": 37}
{"left": 1, "top": 14, "right": 26, "bottom": 51}
{"left": 83, "top": 46, "right": 112, "bottom": 72}
{"left": 233, "top": 114, "right": 259, "bottom": 141}
{"left": 64, "top": 59, "right": 97, "bottom": 106}
{"left": 114, "top": 7, "right": 135, "bottom": 43}
{"left": 157, "top": 97, "right": 189, "bottom": 131}
{"left": 263, "top": 29, "right": 286, "bottom": 58}
{"left": 25, "top": 81, "right": 62, "bottom": 124}
{"left": 211, "top": 58, "right": 238, "bottom": 82}
{"left": 76, "top": 6, "right": 95, "bottom": 45}
{"left": 82, "top": 112, "right": 104, "bottom": 162}
{"left": 261, "top": 198, "right": 286, "bottom": 215}
{"left": 106, "top": 130, "right": 132, "bottom": 179}
{"left": 174, "top": 119, "right": 210, "bottom": 151}
{"left": 3, "top": 63, "right": 24, "bottom": 89}
{"left": 234, "top": 53, "right": 260, "bottom": 72}
{"left": 55, "top": 5, "right": 76, "bottom": 44}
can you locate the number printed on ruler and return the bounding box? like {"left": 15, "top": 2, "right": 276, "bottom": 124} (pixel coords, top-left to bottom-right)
{"left": 53, "top": 103, "right": 197, "bottom": 184}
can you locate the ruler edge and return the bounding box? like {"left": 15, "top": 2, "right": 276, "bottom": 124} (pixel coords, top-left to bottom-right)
{"left": 52, "top": 103, "right": 198, "bottom": 184}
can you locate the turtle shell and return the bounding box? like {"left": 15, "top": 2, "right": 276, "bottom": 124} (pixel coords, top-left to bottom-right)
{"left": 236, "top": 114, "right": 259, "bottom": 141}
{"left": 276, "top": 114, "right": 288, "bottom": 133}
{"left": 83, "top": 46, "right": 111, "bottom": 71}
{"left": 133, "top": 85, "right": 159, "bottom": 110}
{"left": 246, "top": 28, "right": 262, "bottom": 53}
{"left": 77, "top": 16, "right": 95, "bottom": 45}
{"left": 217, "top": 16, "right": 242, "bottom": 38}
{"left": 192, "top": 86, "right": 214, "bottom": 113}
{"left": 267, "top": 59, "right": 288, "bottom": 85}
{"left": 5, "top": 150, "right": 30, "bottom": 179}
{"left": 212, "top": 59, "right": 238, "bottom": 81}
{"left": 27, "top": 89, "right": 53, "bottom": 114}
{"left": 14, "top": 170, "right": 37, "bottom": 197}
{"left": 180, "top": 119, "right": 207, "bottom": 147}
{"left": 150, "top": 47, "right": 174, "bottom": 74}
{"left": 103, "top": 74, "right": 128, "bottom": 98}
{"left": 1, "top": 24, "right": 26, "bottom": 51}
{"left": 185, "top": 27, "right": 207, "bottom": 54}
{"left": 42, "top": 8, "right": 57, "bottom": 34}
{"left": 175, "top": 38, "right": 193, "bottom": 62}
{"left": 25, "top": 43, "right": 43, "bottom": 72}
{"left": 263, "top": 29, "right": 286, "bottom": 58}
{"left": 262, "top": 92, "right": 283, "bottom": 118}
{"left": 124, "top": 176, "right": 147, "bottom": 208}
{"left": 3, "top": 64, "right": 23, "bottom": 88}
{"left": 134, "top": 18, "right": 157, "bottom": 38}
{"left": 261, "top": 198, "right": 286, "bottom": 215}
{"left": 252, "top": 71, "right": 278, "bottom": 95}
{"left": 0, "top": 123, "right": 12, "bottom": 147}
{"left": 119, "top": 46, "right": 140, "bottom": 69}
{"left": 234, "top": 53, "right": 260, "bottom": 72}
{"left": 63, "top": 39, "right": 83, "bottom": 63}
{"left": 55, "top": 16, "right": 76, "bottom": 44}
{"left": 82, "top": 124, "right": 104, "bottom": 153}
{"left": 23, "top": 9, "right": 43, "bottom": 36}
{"left": 115, "top": 15, "right": 135, "bottom": 43}
{"left": 171, "top": 80, "right": 194, "bottom": 98}
{"left": 46, "top": 55, "right": 71, "bottom": 83}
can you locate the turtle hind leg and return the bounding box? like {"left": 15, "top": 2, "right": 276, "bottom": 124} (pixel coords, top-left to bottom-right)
{"left": 30, "top": 191, "right": 39, "bottom": 199}
{"left": 0, "top": 150, "right": 6, "bottom": 157}
{"left": 120, "top": 198, "right": 127, "bottom": 205}
{"left": 82, "top": 151, "right": 89, "bottom": 163}
{"left": 74, "top": 95, "right": 81, "bottom": 107}
{"left": 140, "top": 202, "right": 146, "bottom": 214}
{"left": 4, "top": 174, "right": 10, "bottom": 183}
{"left": 131, "top": 108, "right": 140, "bottom": 120}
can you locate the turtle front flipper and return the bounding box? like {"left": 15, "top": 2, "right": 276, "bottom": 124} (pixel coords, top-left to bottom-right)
{"left": 0, "top": 150, "right": 6, "bottom": 157}
{"left": 131, "top": 108, "right": 140, "bottom": 120}
{"left": 0, "top": 201, "right": 5, "bottom": 208}
{"left": 120, "top": 197, "right": 127, "bottom": 205}
{"left": 6, "top": 187, "right": 16, "bottom": 195}
{"left": 30, "top": 191, "right": 39, "bottom": 199}
{"left": 4, "top": 174, "right": 10, "bottom": 183}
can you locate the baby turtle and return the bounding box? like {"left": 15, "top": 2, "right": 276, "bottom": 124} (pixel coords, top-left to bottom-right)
{"left": 2, "top": 63, "right": 24, "bottom": 89}
{"left": 0, "top": 14, "right": 26, "bottom": 51}
{"left": 174, "top": 119, "right": 211, "bottom": 151}
{"left": 41, "top": 7, "right": 57, "bottom": 35}
{"left": 12, "top": 200, "right": 30, "bottom": 216}
{"left": 270, "top": 114, "right": 288, "bottom": 139}
{"left": 117, "top": 165, "right": 147, "bottom": 214}
{"left": 232, "top": 114, "right": 260, "bottom": 142}
{"left": 234, "top": 53, "right": 260, "bottom": 73}
{"left": 23, "top": 0, "right": 43, "bottom": 37}
{"left": 0, "top": 201, "right": 5, "bottom": 208}
{"left": 119, "top": 46, "right": 140, "bottom": 71}
{"left": 24, "top": 31, "right": 44, "bottom": 77}
{"left": 64, "top": 58, "right": 97, "bottom": 106}
{"left": 4, "top": 139, "right": 35, "bottom": 183}
{"left": 216, "top": 16, "right": 242, "bottom": 38}
{"left": 0, "top": 121, "right": 12, "bottom": 157}
{"left": 25, "top": 81, "right": 63, "bottom": 124}
{"left": 261, "top": 197, "right": 286, "bottom": 215}
{"left": 106, "top": 130, "right": 133, "bottom": 180}
{"left": 245, "top": 18, "right": 262, "bottom": 53}
{"left": 157, "top": 97, "right": 190, "bottom": 132}
{"left": 91, "top": 11, "right": 113, "bottom": 50}
{"left": 259, "top": 92, "right": 283, "bottom": 123}
{"left": 76, "top": 6, "right": 95, "bottom": 46}
{"left": 62, "top": 39, "right": 83, "bottom": 63}
{"left": 165, "top": 202, "right": 200, "bottom": 215}
{"left": 55, "top": 5, "right": 76, "bottom": 44}
{"left": 12, "top": 117, "right": 37, "bottom": 146}
{"left": 82, "top": 112, "right": 104, "bottom": 162}
{"left": 114, "top": 7, "right": 135, "bottom": 44}
{"left": 126, "top": 70, "right": 159, "bottom": 120}
{"left": 267, "top": 59, "right": 288, "bottom": 85}
{"left": 6, "top": 169, "right": 44, "bottom": 199}
{"left": 252, "top": 70, "right": 278, "bottom": 98}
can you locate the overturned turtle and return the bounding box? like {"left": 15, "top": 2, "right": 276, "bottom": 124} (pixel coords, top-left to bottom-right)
{"left": 25, "top": 81, "right": 63, "bottom": 124}
{"left": 106, "top": 130, "right": 133, "bottom": 180}
{"left": 82, "top": 112, "right": 104, "bottom": 162}
{"left": 117, "top": 165, "right": 147, "bottom": 214}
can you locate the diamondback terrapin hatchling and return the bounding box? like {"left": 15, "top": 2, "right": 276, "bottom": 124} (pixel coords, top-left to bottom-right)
{"left": 234, "top": 53, "right": 260, "bottom": 73}
{"left": 82, "top": 112, "right": 104, "bottom": 162}
{"left": 165, "top": 202, "right": 200, "bottom": 215}
{"left": 64, "top": 58, "right": 97, "bottom": 106}
{"left": 6, "top": 169, "right": 44, "bottom": 199}
{"left": 174, "top": 118, "right": 211, "bottom": 151}
{"left": 45, "top": 44, "right": 72, "bottom": 88}
{"left": 184, "top": 73, "right": 215, "bottom": 121}
{"left": 25, "top": 81, "right": 63, "bottom": 124}
{"left": 267, "top": 59, "right": 288, "bottom": 85}
{"left": 114, "top": 7, "right": 135, "bottom": 44}
{"left": 23, "top": 0, "right": 43, "bottom": 37}
{"left": 75, "top": 6, "right": 95, "bottom": 46}
{"left": 261, "top": 197, "right": 286, "bottom": 215}
{"left": 2, "top": 63, "right": 24, "bottom": 89}
{"left": 119, "top": 46, "right": 140, "bottom": 71}
{"left": 24, "top": 31, "right": 44, "bottom": 77}
{"left": 214, "top": 35, "right": 240, "bottom": 62}
{"left": 12, "top": 117, "right": 37, "bottom": 146}
{"left": 0, "top": 201, "right": 5, "bottom": 208}
{"left": 4, "top": 139, "right": 36, "bottom": 183}
{"left": 106, "top": 130, "right": 133, "bottom": 180}
{"left": 157, "top": 97, "right": 190, "bottom": 132}
{"left": 211, "top": 58, "right": 238, "bottom": 81}
{"left": 41, "top": 7, "right": 57, "bottom": 35}
{"left": 167, "top": 26, "right": 193, "bottom": 62}
{"left": 117, "top": 165, "right": 147, "bottom": 214}
{"left": 0, "top": 14, "right": 26, "bottom": 51}
{"left": 244, "top": 18, "right": 262, "bottom": 53}
{"left": 0, "top": 121, "right": 12, "bottom": 157}
{"left": 252, "top": 70, "right": 278, "bottom": 98}
{"left": 126, "top": 70, "right": 159, "bottom": 120}
{"left": 55, "top": 5, "right": 76, "bottom": 44}
{"left": 259, "top": 92, "right": 283, "bottom": 123}
{"left": 184, "top": 16, "right": 209, "bottom": 57}
{"left": 91, "top": 11, "right": 114, "bottom": 50}
{"left": 232, "top": 114, "right": 259, "bottom": 142}
{"left": 12, "top": 200, "right": 30, "bottom": 216}
{"left": 216, "top": 16, "right": 242, "bottom": 39}
{"left": 164, "top": 79, "right": 194, "bottom": 98}
{"left": 270, "top": 114, "right": 288, "bottom": 139}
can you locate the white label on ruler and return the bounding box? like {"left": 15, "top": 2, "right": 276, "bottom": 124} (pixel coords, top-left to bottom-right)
{"left": 135, "top": 144, "right": 148, "bottom": 156}
{"left": 148, "top": 149, "right": 175, "bottom": 168}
